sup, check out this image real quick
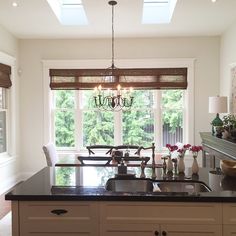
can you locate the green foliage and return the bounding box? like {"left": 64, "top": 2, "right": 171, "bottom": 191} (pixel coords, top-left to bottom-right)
{"left": 83, "top": 110, "right": 114, "bottom": 146}
{"left": 123, "top": 90, "right": 154, "bottom": 146}
{"left": 55, "top": 91, "right": 75, "bottom": 147}
{"left": 222, "top": 114, "right": 236, "bottom": 130}
{"left": 162, "top": 90, "right": 183, "bottom": 132}
{"left": 54, "top": 90, "right": 183, "bottom": 147}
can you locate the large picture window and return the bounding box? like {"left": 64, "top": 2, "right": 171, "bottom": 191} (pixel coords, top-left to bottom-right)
{"left": 52, "top": 89, "right": 185, "bottom": 151}
{"left": 43, "top": 59, "right": 194, "bottom": 153}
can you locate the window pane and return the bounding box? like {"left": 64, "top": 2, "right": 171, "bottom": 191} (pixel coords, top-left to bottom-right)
{"left": 55, "top": 110, "right": 75, "bottom": 147}
{"left": 55, "top": 90, "right": 75, "bottom": 109}
{"left": 0, "top": 88, "right": 6, "bottom": 109}
{"left": 83, "top": 110, "right": 114, "bottom": 146}
{"left": 161, "top": 90, "right": 183, "bottom": 109}
{"left": 132, "top": 90, "right": 154, "bottom": 109}
{"left": 123, "top": 109, "right": 154, "bottom": 146}
{"left": 0, "top": 111, "right": 6, "bottom": 153}
{"left": 81, "top": 90, "right": 96, "bottom": 109}
{"left": 161, "top": 90, "right": 184, "bottom": 145}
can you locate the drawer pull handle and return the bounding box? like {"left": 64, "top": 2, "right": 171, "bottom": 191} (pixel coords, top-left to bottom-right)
{"left": 162, "top": 231, "right": 167, "bottom": 236}
{"left": 154, "top": 230, "right": 159, "bottom": 236}
{"left": 51, "top": 209, "right": 68, "bottom": 215}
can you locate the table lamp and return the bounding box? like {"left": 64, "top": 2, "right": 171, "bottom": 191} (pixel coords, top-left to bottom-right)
{"left": 209, "top": 96, "right": 228, "bottom": 137}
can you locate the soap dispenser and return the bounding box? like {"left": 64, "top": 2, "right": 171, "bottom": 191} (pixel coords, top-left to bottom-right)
{"left": 118, "top": 158, "right": 127, "bottom": 175}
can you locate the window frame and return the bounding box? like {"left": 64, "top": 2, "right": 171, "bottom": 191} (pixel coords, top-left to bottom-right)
{"left": 0, "top": 51, "right": 16, "bottom": 160}
{"left": 0, "top": 88, "right": 8, "bottom": 153}
{"left": 43, "top": 58, "right": 195, "bottom": 154}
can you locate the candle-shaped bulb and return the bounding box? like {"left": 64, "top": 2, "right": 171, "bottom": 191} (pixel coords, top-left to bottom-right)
{"left": 117, "top": 84, "right": 121, "bottom": 95}
{"left": 94, "top": 87, "right": 98, "bottom": 95}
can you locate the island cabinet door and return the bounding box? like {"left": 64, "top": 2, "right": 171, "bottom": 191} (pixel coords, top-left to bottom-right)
{"left": 100, "top": 224, "right": 160, "bottom": 236}
{"left": 160, "top": 224, "right": 222, "bottom": 236}
{"left": 18, "top": 201, "right": 99, "bottom": 236}
{"left": 223, "top": 203, "right": 236, "bottom": 236}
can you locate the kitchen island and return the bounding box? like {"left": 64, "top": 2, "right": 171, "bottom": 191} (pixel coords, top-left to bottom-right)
{"left": 5, "top": 166, "right": 236, "bottom": 236}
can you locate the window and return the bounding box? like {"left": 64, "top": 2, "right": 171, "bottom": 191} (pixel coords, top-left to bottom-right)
{"left": 0, "top": 62, "right": 12, "bottom": 156}
{"left": 52, "top": 89, "right": 185, "bottom": 151}
{"left": 43, "top": 58, "right": 194, "bottom": 152}
{"left": 0, "top": 88, "right": 7, "bottom": 153}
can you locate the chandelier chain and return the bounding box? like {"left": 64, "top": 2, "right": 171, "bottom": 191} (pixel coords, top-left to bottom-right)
{"left": 111, "top": 1, "right": 115, "bottom": 68}
{"left": 93, "top": 1, "right": 134, "bottom": 111}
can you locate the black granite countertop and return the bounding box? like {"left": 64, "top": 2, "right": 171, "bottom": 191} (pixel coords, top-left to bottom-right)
{"left": 5, "top": 166, "right": 236, "bottom": 202}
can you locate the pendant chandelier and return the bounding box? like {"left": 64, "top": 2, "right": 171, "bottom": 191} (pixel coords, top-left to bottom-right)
{"left": 93, "top": 0, "right": 134, "bottom": 112}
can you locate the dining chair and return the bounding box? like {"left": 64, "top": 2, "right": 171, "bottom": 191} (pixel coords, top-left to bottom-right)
{"left": 42, "top": 143, "right": 58, "bottom": 166}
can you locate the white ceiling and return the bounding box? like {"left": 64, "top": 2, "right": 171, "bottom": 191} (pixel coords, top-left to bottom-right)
{"left": 0, "top": 0, "right": 236, "bottom": 39}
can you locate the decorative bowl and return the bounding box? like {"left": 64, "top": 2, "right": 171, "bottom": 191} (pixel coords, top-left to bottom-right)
{"left": 220, "top": 160, "right": 236, "bottom": 177}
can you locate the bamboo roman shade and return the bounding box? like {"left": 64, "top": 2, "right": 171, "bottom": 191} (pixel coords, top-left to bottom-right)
{"left": 0, "top": 63, "right": 12, "bottom": 88}
{"left": 49, "top": 67, "right": 187, "bottom": 90}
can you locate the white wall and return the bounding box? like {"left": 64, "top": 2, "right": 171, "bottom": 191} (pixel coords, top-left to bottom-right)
{"left": 220, "top": 20, "right": 236, "bottom": 103}
{"left": 19, "top": 37, "right": 220, "bottom": 174}
{"left": 0, "top": 25, "right": 21, "bottom": 194}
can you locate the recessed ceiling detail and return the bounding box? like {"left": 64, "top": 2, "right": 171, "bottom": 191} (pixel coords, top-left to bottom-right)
{"left": 142, "top": 0, "right": 178, "bottom": 24}
{"left": 46, "top": 0, "right": 88, "bottom": 25}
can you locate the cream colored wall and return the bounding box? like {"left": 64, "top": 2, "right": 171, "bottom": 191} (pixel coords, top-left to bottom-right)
{"left": 0, "top": 25, "right": 18, "bottom": 57}
{"left": 0, "top": 25, "right": 21, "bottom": 194}
{"left": 220, "top": 20, "right": 236, "bottom": 107}
{"left": 19, "top": 37, "right": 220, "bottom": 173}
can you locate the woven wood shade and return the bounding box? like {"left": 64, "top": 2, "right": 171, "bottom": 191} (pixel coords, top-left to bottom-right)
{"left": 0, "top": 63, "right": 11, "bottom": 88}
{"left": 49, "top": 67, "right": 187, "bottom": 90}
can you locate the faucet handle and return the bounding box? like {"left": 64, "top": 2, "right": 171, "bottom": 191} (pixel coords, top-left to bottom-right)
{"left": 161, "top": 156, "right": 168, "bottom": 174}
{"left": 140, "top": 158, "right": 146, "bottom": 178}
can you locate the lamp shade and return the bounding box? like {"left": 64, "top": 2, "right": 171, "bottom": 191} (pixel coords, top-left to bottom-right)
{"left": 209, "top": 96, "right": 228, "bottom": 113}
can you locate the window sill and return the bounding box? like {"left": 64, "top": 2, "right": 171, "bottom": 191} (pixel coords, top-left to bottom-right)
{"left": 0, "top": 154, "right": 15, "bottom": 167}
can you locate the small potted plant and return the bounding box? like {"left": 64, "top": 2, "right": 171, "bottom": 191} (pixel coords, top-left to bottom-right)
{"left": 222, "top": 114, "right": 236, "bottom": 139}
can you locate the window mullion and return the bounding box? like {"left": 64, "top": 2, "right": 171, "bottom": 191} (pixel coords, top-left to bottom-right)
{"left": 114, "top": 111, "right": 122, "bottom": 145}
{"left": 155, "top": 91, "right": 162, "bottom": 151}
{"left": 77, "top": 91, "right": 83, "bottom": 151}
{"left": 183, "top": 91, "right": 187, "bottom": 144}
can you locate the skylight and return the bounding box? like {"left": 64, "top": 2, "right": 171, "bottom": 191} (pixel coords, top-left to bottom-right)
{"left": 142, "top": 0, "right": 177, "bottom": 24}
{"left": 47, "top": 0, "right": 88, "bottom": 25}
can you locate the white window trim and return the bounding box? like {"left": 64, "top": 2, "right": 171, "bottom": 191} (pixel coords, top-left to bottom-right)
{"left": 0, "top": 51, "right": 17, "bottom": 159}
{"left": 42, "top": 58, "right": 195, "bottom": 152}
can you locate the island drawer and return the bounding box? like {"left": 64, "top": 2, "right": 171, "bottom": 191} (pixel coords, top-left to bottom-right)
{"left": 223, "top": 203, "right": 236, "bottom": 224}
{"left": 19, "top": 201, "right": 99, "bottom": 235}
{"left": 100, "top": 202, "right": 222, "bottom": 225}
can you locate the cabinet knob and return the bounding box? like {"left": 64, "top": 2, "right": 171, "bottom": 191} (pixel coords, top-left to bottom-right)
{"left": 154, "top": 231, "right": 159, "bottom": 236}
{"left": 51, "top": 209, "right": 68, "bottom": 215}
{"left": 162, "top": 231, "right": 167, "bottom": 236}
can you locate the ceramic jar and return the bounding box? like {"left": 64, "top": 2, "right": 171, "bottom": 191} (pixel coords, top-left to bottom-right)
{"left": 167, "top": 156, "right": 173, "bottom": 172}
{"left": 178, "top": 156, "right": 185, "bottom": 174}
{"left": 192, "top": 155, "right": 199, "bottom": 174}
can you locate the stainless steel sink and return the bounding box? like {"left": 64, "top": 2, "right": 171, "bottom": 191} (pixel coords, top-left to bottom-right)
{"left": 105, "top": 178, "right": 211, "bottom": 193}
{"left": 105, "top": 178, "right": 153, "bottom": 192}
{"left": 153, "top": 181, "right": 211, "bottom": 193}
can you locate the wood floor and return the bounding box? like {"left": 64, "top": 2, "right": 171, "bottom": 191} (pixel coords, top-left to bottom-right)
{"left": 0, "top": 182, "right": 22, "bottom": 220}
{"left": 0, "top": 191, "right": 11, "bottom": 220}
